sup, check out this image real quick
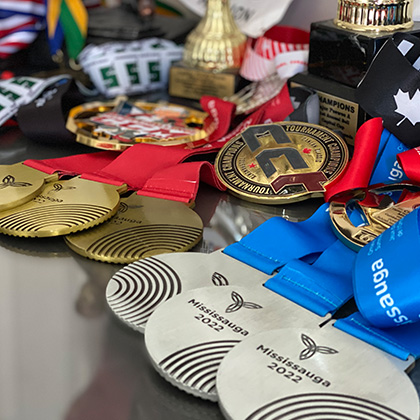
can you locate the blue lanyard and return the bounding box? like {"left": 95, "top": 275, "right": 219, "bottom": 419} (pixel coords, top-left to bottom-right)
{"left": 223, "top": 203, "right": 336, "bottom": 274}
{"left": 264, "top": 205, "right": 420, "bottom": 360}
{"left": 335, "top": 208, "right": 420, "bottom": 360}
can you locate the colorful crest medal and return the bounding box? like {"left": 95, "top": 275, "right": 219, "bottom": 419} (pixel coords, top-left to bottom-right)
{"left": 330, "top": 183, "right": 420, "bottom": 250}
{"left": 66, "top": 99, "right": 211, "bottom": 151}
{"left": 217, "top": 326, "right": 418, "bottom": 420}
{"left": 64, "top": 194, "right": 203, "bottom": 264}
{"left": 215, "top": 122, "right": 348, "bottom": 204}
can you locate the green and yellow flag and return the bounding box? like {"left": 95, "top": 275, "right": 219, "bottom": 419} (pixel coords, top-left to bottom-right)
{"left": 46, "top": 0, "right": 88, "bottom": 60}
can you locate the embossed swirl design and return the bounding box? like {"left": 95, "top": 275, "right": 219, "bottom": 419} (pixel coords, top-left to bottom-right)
{"left": 85, "top": 224, "right": 202, "bottom": 262}
{"left": 0, "top": 204, "right": 112, "bottom": 236}
{"left": 159, "top": 340, "right": 240, "bottom": 398}
{"left": 106, "top": 257, "right": 182, "bottom": 332}
{"left": 245, "top": 393, "right": 411, "bottom": 420}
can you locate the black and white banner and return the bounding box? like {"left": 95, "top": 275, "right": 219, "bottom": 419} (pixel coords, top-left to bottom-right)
{"left": 356, "top": 33, "right": 420, "bottom": 148}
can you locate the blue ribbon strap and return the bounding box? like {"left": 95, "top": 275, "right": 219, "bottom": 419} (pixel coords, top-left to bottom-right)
{"left": 335, "top": 312, "right": 420, "bottom": 360}
{"left": 223, "top": 203, "right": 336, "bottom": 274}
{"left": 353, "top": 208, "right": 420, "bottom": 328}
{"left": 370, "top": 129, "right": 409, "bottom": 186}
{"left": 265, "top": 240, "right": 355, "bottom": 316}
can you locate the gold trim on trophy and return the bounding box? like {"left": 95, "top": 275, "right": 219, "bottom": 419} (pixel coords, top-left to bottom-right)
{"left": 335, "top": 0, "right": 413, "bottom": 32}
{"left": 182, "top": 0, "right": 246, "bottom": 71}
{"left": 169, "top": 0, "right": 246, "bottom": 100}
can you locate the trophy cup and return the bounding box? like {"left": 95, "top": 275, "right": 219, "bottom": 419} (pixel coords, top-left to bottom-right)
{"left": 289, "top": 0, "right": 420, "bottom": 145}
{"left": 169, "top": 0, "right": 246, "bottom": 100}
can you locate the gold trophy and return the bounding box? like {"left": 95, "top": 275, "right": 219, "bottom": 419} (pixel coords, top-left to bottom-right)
{"left": 169, "top": 0, "right": 246, "bottom": 100}
{"left": 289, "top": 0, "right": 420, "bottom": 145}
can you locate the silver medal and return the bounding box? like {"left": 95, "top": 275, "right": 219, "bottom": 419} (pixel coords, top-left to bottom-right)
{"left": 106, "top": 249, "right": 272, "bottom": 333}
{"left": 217, "top": 327, "right": 419, "bottom": 420}
{"left": 144, "top": 285, "right": 325, "bottom": 401}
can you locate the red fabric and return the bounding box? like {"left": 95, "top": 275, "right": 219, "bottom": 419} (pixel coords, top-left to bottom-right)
{"left": 201, "top": 96, "right": 236, "bottom": 144}
{"left": 81, "top": 143, "right": 216, "bottom": 190}
{"left": 262, "top": 25, "right": 310, "bottom": 45}
{"left": 397, "top": 147, "right": 420, "bottom": 184}
{"left": 204, "top": 83, "right": 294, "bottom": 151}
{"left": 139, "top": 161, "right": 226, "bottom": 204}
{"left": 24, "top": 151, "right": 119, "bottom": 175}
{"left": 75, "top": 83, "right": 294, "bottom": 201}
{"left": 324, "top": 118, "right": 384, "bottom": 202}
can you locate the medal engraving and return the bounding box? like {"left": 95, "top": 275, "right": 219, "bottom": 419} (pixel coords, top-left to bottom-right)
{"left": 215, "top": 122, "right": 348, "bottom": 204}
{"left": 0, "top": 163, "right": 59, "bottom": 211}
{"left": 65, "top": 194, "right": 203, "bottom": 264}
{"left": 0, "top": 177, "right": 125, "bottom": 237}
{"left": 217, "top": 327, "right": 419, "bottom": 420}
{"left": 106, "top": 250, "right": 272, "bottom": 333}
{"left": 144, "top": 285, "right": 322, "bottom": 400}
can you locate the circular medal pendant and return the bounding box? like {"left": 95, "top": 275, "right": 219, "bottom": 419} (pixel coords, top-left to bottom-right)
{"left": 0, "top": 177, "right": 124, "bottom": 237}
{"left": 217, "top": 327, "right": 419, "bottom": 420}
{"left": 0, "top": 163, "right": 59, "bottom": 211}
{"left": 144, "top": 285, "right": 320, "bottom": 401}
{"left": 330, "top": 183, "right": 420, "bottom": 251}
{"left": 106, "top": 250, "right": 271, "bottom": 332}
{"left": 65, "top": 195, "right": 203, "bottom": 264}
{"left": 215, "top": 122, "right": 348, "bottom": 204}
{"left": 66, "top": 99, "right": 212, "bottom": 151}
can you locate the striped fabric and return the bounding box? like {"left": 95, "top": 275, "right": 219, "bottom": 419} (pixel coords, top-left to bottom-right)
{"left": 0, "top": 0, "right": 45, "bottom": 58}
{"left": 240, "top": 26, "right": 309, "bottom": 82}
{"left": 46, "top": 0, "right": 88, "bottom": 60}
{"left": 254, "top": 36, "right": 307, "bottom": 59}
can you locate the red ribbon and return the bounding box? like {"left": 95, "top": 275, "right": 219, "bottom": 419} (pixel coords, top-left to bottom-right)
{"left": 24, "top": 151, "right": 119, "bottom": 175}
{"left": 139, "top": 161, "right": 226, "bottom": 204}
{"left": 75, "top": 83, "right": 295, "bottom": 203}
{"left": 397, "top": 147, "right": 420, "bottom": 184}
{"left": 324, "top": 118, "right": 384, "bottom": 202}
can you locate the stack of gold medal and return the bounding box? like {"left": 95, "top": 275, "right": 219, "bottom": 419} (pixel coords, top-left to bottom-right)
{"left": 0, "top": 145, "right": 204, "bottom": 264}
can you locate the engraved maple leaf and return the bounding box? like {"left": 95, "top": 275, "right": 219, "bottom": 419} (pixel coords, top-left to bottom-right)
{"left": 394, "top": 89, "right": 420, "bottom": 126}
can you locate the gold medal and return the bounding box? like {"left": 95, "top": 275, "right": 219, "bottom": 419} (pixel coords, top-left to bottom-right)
{"left": 0, "top": 163, "right": 59, "bottom": 211}
{"left": 215, "top": 122, "right": 348, "bottom": 204}
{"left": 0, "top": 177, "right": 126, "bottom": 238}
{"left": 330, "top": 183, "right": 420, "bottom": 250}
{"left": 66, "top": 99, "right": 212, "bottom": 151}
{"left": 64, "top": 194, "right": 203, "bottom": 264}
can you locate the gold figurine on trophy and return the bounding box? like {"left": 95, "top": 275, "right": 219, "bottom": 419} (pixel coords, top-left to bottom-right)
{"left": 169, "top": 0, "right": 247, "bottom": 100}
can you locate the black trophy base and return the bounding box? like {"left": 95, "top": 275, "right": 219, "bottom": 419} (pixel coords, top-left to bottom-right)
{"left": 289, "top": 71, "right": 370, "bottom": 146}
{"left": 169, "top": 61, "right": 244, "bottom": 100}
{"left": 308, "top": 20, "right": 420, "bottom": 88}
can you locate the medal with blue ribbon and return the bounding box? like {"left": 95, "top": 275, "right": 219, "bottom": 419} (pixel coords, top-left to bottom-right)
{"left": 216, "top": 207, "right": 420, "bottom": 420}
{"left": 142, "top": 205, "right": 355, "bottom": 400}
{"left": 106, "top": 202, "right": 336, "bottom": 334}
